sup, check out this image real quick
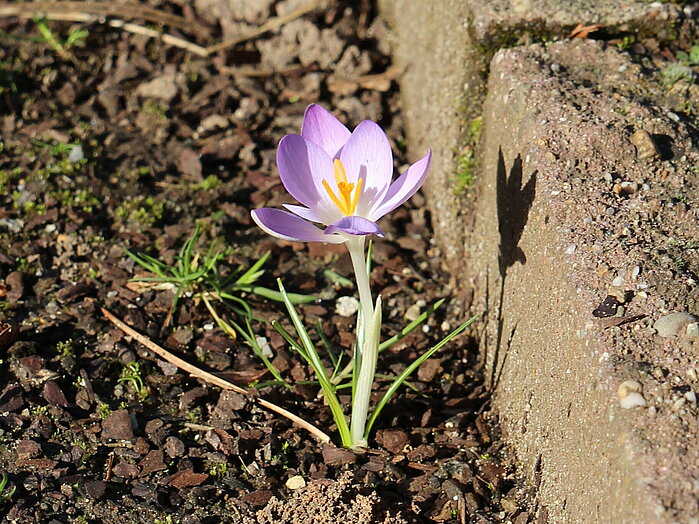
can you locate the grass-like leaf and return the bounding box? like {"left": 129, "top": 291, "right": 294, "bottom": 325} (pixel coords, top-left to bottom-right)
{"left": 277, "top": 279, "right": 352, "bottom": 447}
{"left": 363, "top": 314, "right": 479, "bottom": 440}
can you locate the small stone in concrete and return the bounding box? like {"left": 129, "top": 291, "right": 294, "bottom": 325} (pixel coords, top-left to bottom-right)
{"left": 618, "top": 380, "right": 646, "bottom": 409}
{"left": 630, "top": 130, "right": 660, "bottom": 160}
{"left": 285, "top": 475, "right": 306, "bottom": 490}
{"left": 654, "top": 312, "right": 697, "bottom": 338}
{"left": 335, "top": 296, "right": 359, "bottom": 317}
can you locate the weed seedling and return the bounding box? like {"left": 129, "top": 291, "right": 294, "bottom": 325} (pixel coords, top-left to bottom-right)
{"left": 0, "top": 473, "right": 15, "bottom": 503}
{"left": 118, "top": 361, "right": 149, "bottom": 399}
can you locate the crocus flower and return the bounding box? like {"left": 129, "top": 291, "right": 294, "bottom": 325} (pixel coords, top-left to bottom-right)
{"left": 251, "top": 104, "right": 431, "bottom": 243}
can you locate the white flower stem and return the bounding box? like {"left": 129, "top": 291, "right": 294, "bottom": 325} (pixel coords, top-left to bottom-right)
{"left": 346, "top": 236, "right": 373, "bottom": 339}
{"left": 346, "top": 236, "right": 381, "bottom": 448}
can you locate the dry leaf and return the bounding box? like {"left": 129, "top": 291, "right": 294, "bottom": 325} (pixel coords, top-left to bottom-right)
{"left": 569, "top": 23, "right": 604, "bottom": 39}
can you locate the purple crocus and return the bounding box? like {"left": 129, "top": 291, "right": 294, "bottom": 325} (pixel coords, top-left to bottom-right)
{"left": 251, "top": 104, "right": 431, "bottom": 243}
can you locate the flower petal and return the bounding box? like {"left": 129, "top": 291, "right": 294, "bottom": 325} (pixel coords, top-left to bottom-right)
{"left": 251, "top": 208, "right": 346, "bottom": 244}
{"left": 283, "top": 204, "right": 326, "bottom": 223}
{"left": 324, "top": 216, "right": 384, "bottom": 237}
{"left": 339, "top": 120, "right": 393, "bottom": 214}
{"left": 370, "top": 149, "right": 432, "bottom": 220}
{"left": 277, "top": 134, "right": 338, "bottom": 220}
{"left": 301, "top": 104, "right": 351, "bottom": 158}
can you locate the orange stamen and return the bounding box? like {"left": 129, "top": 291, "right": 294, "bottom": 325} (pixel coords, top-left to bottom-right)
{"left": 322, "top": 159, "right": 363, "bottom": 216}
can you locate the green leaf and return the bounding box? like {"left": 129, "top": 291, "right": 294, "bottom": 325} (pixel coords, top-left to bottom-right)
{"left": 277, "top": 279, "right": 352, "bottom": 446}
{"left": 364, "top": 314, "right": 479, "bottom": 440}
{"left": 379, "top": 298, "right": 446, "bottom": 352}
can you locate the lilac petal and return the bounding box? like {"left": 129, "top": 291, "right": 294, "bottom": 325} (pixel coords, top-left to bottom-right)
{"left": 252, "top": 208, "right": 345, "bottom": 244}
{"left": 324, "top": 216, "right": 384, "bottom": 237}
{"left": 277, "top": 134, "right": 337, "bottom": 217}
{"left": 301, "top": 104, "right": 351, "bottom": 158}
{"left": 283, "top": 204, "right": 326, "bottom": 223}
{"left": 370, "top": 149, "right": 432, "bottom": 220}
{"left": 339, "top": 120, "right": 393, "bottom": 213}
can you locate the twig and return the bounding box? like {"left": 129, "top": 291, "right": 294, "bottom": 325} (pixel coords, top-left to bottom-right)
{"left": 100, "top": 306, "right": 331, "bottom": 444}
{"left": 0, "top": 2, "right": 202, "bottom": 35}
{"left": 205, "top": 0, "right": 326, "bottom": 54}
{"left": 0, "top": 0, "right": 328, "bottom": 58}
{"left": 107, "top": 19, "right": 208, "bottom": 57}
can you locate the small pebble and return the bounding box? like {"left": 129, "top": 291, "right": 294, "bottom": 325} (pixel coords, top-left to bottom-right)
{"left": 630, "top": 130, "right": 660, "bottom": 160}
{"left": 618, "top": 380, "right": 646, "bottom": 409}
{"left": 255, "top": 336, "right": 273, "bottom": 358}
{"left": 285, "top": 475, "right": 306, "bottom": 490}
{"left": 404, "top": 303, "right": 421, "bottom": 322}
{"left": 684, "top": 391, "right": 696, "bottom": 405}
{"left": 68, "top": 145, "right": 84, "bottom": 163}
{"left": 667, "top": 111, "right": 680, "bottom": 123}
{"left": 654, "top": 312, "right": 697, "bottom": 338}
{"left": 335, "top": 296, "right": 359, "bottom": 317}
{"left": 564, "top": 245, "right": 577, "bottom": 255}
{"left": 611, "top": 276, "right": 624, "bottom": 287}
{"left": 686, "top": 322, "right": 699, "bottom": 338}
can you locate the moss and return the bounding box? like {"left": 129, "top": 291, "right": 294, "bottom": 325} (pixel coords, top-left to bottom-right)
{"left": 114, "top": 195, "right": 165, "bottom": 230}
{"left": 453, "top": 116, "right": 482, "bottom": 194}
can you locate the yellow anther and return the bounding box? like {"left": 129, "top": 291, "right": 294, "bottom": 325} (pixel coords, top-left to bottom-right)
{"left": 323, "top": 159, "right": 362, "bottom": 216}
{"left": 334, "top": 159, "right": 347, "bottom": 185}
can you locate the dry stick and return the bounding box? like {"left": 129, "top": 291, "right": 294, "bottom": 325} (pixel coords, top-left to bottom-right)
{"left": 0, "top": 0, "right": 327, "bottom": 58}
{"left": 100, "top": 307, "right": 331, "bottom": 444}
{"left": 0, "top": 1, "right": 199, "bottom": 34}
{"left": 0, "top": 8, "right": 209, "bottom": 56}
{"left": 205, "top": 0, "right": 326, "bottom": 54}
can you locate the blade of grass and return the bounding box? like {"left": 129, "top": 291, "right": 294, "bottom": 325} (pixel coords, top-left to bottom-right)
{"left": 315, "top": 318, "right": 339, "bottom": 369}
{"left": 277, "top": 279, "right": 351, "bottom": 447}
{"left": 364, "top": 314, "right": 478, "bottom": 440}
{"left": 233, "top": 284, "right": 316, "bottom": 304}
{"left": 235, "top": 251, "right": 270, "bottom": 285}
{"left": 379, "top": 298, "right": 446, "bottom": 351}
{"left": 271, "top": 320, "right": 308, "bottom": 360}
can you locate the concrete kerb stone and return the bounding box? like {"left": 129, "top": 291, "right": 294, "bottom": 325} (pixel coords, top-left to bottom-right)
{"left": 379, "top": 1, "right": 698, "bottom": 523}
{"left": 475, "top": 39, "right": 699, "bottom": 523}
{"left": 379, "top": 0, "right": 686, "bottom": 273}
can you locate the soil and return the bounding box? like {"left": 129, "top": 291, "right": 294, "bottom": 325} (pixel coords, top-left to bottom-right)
{"left": 0, "top": 2, "right": 531, "bottom": 523}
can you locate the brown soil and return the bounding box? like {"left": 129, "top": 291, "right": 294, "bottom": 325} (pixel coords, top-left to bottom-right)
{"left": 0, "top": 2, "right": 529, "bottom": 523}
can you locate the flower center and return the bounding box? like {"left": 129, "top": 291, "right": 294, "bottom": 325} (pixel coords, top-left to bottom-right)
{"left": 322, "top": 159, "right": 363, "bottom": 216}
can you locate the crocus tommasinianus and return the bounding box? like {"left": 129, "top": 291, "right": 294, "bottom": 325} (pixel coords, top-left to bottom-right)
{"left": 251, "top": 104, "right": 431, "bottom": 244}
{"left": 252, "top": 104, "right": 431, "bottom": 449}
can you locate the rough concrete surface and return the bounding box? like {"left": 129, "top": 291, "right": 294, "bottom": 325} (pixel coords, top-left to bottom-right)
{"left": 474, "top": 39, "right": 699, "bottom": 523}
{"left": 380, "top": 1, "right": 699, "bottom": 523}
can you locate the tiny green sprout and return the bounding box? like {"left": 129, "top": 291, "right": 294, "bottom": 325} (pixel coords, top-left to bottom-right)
{"left": 56, "top": 339, "right": 73, "bottom": 357}
{"left": 126, "top": 223, "right": 315, "bottom": 326}
{"left": 676, "top": 45, "right": 699, "bottom": 66}
{"left": 118, "top": 361, "right": 149, "bottom": 399}
{"left": 199, "top": 175, "right": 222, "bottom": 191}
{"left": 154, "top": 516, "right": 178, "bottom": 524}
{"left": 616, "top": 34, "right": 636, "bottom": 51}
{"left": 208, "top": 461, "right": 228, "bottom": 478}
{"left": 96, "top": 403, "right": 112, "bottom": 419}
{"left": 30, "top": 405, "right": 48, "bottom": 416}
{"left": 0, "top": 473, "right": 15, "bottom": 503}
{"left": 65, "top": 27, "right": 89, "bottom": 48}
{"left": 660, "top": 62, "right": 695, "bottom": 87}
